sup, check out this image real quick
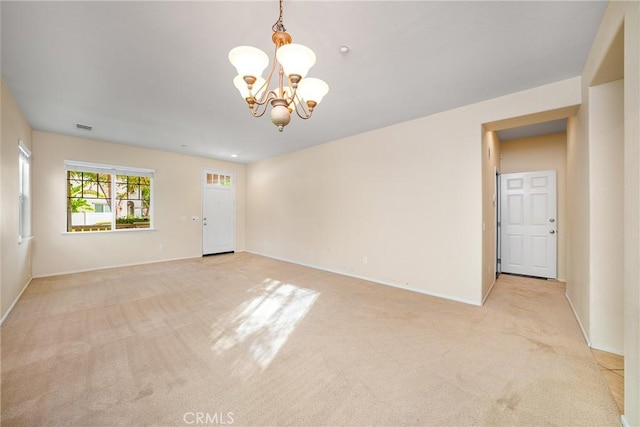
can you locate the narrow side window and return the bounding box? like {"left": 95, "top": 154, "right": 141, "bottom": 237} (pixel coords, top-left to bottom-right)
{"left": 18, "top": 141, "right": 32, "bottom": 241}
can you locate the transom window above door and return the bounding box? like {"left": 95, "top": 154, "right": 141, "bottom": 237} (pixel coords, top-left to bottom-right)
{"left": 206, "top": 172, "right": 232, "bottom": 187}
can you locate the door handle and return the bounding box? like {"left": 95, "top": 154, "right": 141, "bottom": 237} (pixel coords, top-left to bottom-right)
{"left": 549, "top": 218, "right": 555, "bottom": 223}
{"left": 549, "top": 230, "right": 555, "bottom": 234}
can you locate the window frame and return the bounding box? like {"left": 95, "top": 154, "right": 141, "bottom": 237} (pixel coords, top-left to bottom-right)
{"left": 64, "top": 160, "right": 155, "bottom": 233}
{"left": 18, "top": 141, "right": 32, "bottom": 243}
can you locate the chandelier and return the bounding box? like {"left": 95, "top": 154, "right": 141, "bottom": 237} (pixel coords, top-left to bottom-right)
{"left": 228, "top": 0, "right": 329, "bottom": 132}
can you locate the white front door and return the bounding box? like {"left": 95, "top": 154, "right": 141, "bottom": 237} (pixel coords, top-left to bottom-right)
{"left": 202, "top": 169, "right": 235, "bottom": 255}
{"left": 500, "top": 170, "right": 557, "bottom": 278}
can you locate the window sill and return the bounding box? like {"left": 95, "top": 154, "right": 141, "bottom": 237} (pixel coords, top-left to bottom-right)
{"left": 62, "top": 228, "right": 157, "bottom": 235}
{"left": 18, "top": 236, "right": 34, "bottom": 244}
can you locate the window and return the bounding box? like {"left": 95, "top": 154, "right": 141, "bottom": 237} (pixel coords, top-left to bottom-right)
{"left": 206, "top": 172, "right": 232, "bottom": 187}
{"left": 65, "top": 161, "right": 154, "bottom": 232}
{"left": 18, "top": 141, "right": 32, "bottom": 241}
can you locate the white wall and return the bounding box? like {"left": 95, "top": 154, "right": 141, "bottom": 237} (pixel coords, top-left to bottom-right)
{"left": 500, "top": 132, "right": 568, "bottom": 281}
{"left": 247, "top": 77, "right": 581, "bottom": 306}
{"left": 31, "top": 131, "right": 246, "bottom": 277}
{"left": 589, "top": 79, "right": 624, "bottom": 355}
{"left": 0, "top": 79, "right": 33, "bottom": 322}
{"left": 567, "top": 2, "right": 640, "bottom": 424}
{"left": 566, "top": 110, "right": 592, "bottom": 342}
{"left": 481, "top": 130, "right": 500, "bottom": 301}
{"left": 622, "top": 3, "right": 640, "bottom": 424}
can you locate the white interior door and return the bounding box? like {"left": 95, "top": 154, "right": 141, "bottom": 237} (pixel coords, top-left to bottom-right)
{"left": 500, "top": 170, "right": 557, "bottom": 278}
{"left": 496, "top": 169, "right": 501, "bottom": 276}
{"left": 202, "top": 169, "right": 235, "bottom": 255}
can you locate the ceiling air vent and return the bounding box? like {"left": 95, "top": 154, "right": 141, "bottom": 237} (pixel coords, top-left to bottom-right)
{"left": 75, "top": 123, "right": 93, "bottom": 131}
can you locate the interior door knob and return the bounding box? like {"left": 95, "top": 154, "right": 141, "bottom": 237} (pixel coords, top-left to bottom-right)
{"left": 549, "top": 230, "right": 555, "bottom": 234}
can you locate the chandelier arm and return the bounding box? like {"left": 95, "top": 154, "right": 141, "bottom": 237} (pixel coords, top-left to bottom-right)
{"left": 249, "top": 105, "right": 269, "bottom": 118}
{"left": 291, "top": 93, "right": 311, "bottom": 119}
{"left": 246, "top": 46, "right": 279, "bottom": 108}
{"left": 248, "top": 94, "right": 275, "bottom": 117}
{"left": 285, "top": 76, "right": 311, "bottom": 119}
{"left": 249, "top": 90, "right": 278, "bottom": 111}
{"left": 251, "top": 79, "right": 270, "bottom": 105}
{"left": 286, "top": 75, "right": 298, "bottom": 105}
{"left": 277, "top": 64, "right": 289, "bottom": 100}
{"left": 260, "top": 44, "right": 282, "bottom": 101}
{"left": 293, "top": 103, "right": 312, "bottom": 119}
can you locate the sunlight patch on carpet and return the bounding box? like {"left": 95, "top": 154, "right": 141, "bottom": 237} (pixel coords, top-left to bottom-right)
{"left": 210, "top": 279, "right": 319, "bottom": 374}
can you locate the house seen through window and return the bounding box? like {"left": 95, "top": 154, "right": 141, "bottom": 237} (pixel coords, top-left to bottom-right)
{"left": 65, "top": 161, "right": 153, "bottom": 232}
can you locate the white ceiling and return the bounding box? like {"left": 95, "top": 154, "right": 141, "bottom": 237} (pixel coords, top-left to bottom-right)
{"left": 497, "top": 118, "right": 568, "bottom": 142}
{"left": 1, "top": 1, "right": 607, "bottom": 163}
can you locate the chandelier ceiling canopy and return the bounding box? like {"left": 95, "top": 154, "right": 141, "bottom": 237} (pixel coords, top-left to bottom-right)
{"left": 229, "top": 0, "right": 329, "bottom": 132}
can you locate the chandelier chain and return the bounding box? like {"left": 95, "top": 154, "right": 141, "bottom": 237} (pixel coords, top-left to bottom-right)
{"left": 272, "top": 0, "right": 287, "bottom": 32}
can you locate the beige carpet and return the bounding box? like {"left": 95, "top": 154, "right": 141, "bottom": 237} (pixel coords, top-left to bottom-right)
{"left": 1, "top": 253, "right": 620, "bottom": 426}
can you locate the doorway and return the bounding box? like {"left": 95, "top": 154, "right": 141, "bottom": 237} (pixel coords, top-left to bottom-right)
{"left": 202, "top": 169, "right": 236, "bottom": 255}
{"left": 500, "top": 170, "right": 557, "bottom": 279}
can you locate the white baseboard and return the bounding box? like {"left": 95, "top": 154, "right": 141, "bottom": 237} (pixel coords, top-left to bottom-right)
{"left": 244, "top": 250, "right": 482, "bottom": 306}
{"left": 32, "top": 255, "right": 201, "bottom": 279}
{"left": 0, "top": 277, "right": 33, "bottom": 326}
{"left": 482, "top": 277, "right": 498, "bottom": 305}
{"left": 564, "top": 292, "right": 591, "bottom": 346}
{"left": 620, "top": 415, "right": 629, "bottom": 427}
{"left": 563, "top": 294, "right": 624, "bottom": 356}
{"left": 590, "top": 343, "right": 624, "bottom": 357}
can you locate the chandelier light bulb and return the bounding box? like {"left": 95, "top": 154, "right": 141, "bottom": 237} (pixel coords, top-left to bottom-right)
{"left": 297, "top": 78, "right": 329, "bottom": 105}
{"left": 276, "top": 44, "right": 316, "bottom": 79}
{"left": 228, "top": 46, "right": 269, "bottom": 78}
